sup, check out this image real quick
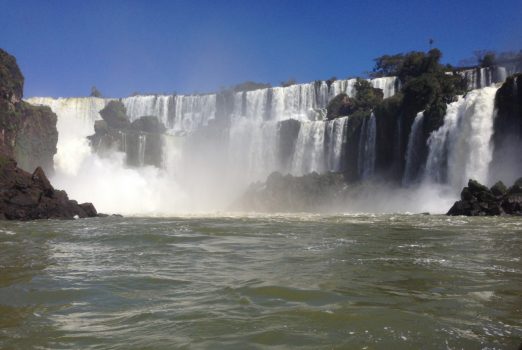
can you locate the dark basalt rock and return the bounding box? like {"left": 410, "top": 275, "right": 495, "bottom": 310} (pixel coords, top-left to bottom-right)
{"left": 326, "top": 93, "right": 354, "bottom": 120}
{"left": 233, "top": 171, "right": 348, "bottom": 212}
{"left": 0, "top": 157, "right": 98, "bottom": 220}
{"left": 0, "top": 48, "right": 58, "bottom": 174}
{"left": 447, "top": 178, "right": 522, "bottom": 216}
{"left": 490, "top": 181, "right": 507, "bottom": 197}
{"left": 89, "top": 101, "right": 166, "bottom": 168}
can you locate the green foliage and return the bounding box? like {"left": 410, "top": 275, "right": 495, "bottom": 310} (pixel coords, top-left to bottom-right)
{"left": 353, "top": 79, "right": 383, "bottom": 112}
{"left": 371, "top": 48, "right": 467, "bottom": 134}
{"left": 90, "top": 86, "right": 102, "bottom": 98}
{"left": 371, "top": 49, "right": 443, "bottom": 83}
{"left": 326, "top": 93, "right": 352, "bottom": 120}
{"left": 371, "top": 53, "right": 405, "bottom": 78}
{"left": 326, "top": 79, "right": 384, "bottom": 120}
{"left": 232, "top": 81, "right": 271, "bottom": 92}
{"left": 281, "top": 78, "right": 297, "bottom": 87}
{"left": 480, "top": 53, "right": 496, "bottom": 68}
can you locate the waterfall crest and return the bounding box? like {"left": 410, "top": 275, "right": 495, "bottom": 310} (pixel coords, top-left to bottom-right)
{"left": 357, "top": 113, "right": 377, "bottom": 179}
{"left": 402, "top": 112, "right": 425, "bottom": 185}
{"left": 424, "top": 87, "right": 498, "bottom": 190}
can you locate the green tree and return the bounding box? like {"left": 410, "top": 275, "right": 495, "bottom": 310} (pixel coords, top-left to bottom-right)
{"left": 90, "top": 86, "right": 102, "bottom": 97}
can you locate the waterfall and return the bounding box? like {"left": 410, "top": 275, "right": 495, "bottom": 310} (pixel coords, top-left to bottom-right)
{"left": 26, "top": 97, "right": 109, "bottom": 175}
{"left": 122, "top": 95, "right": 172, "bottom": 125}
{"left": 403, "top": 112, "right": 425, "bottom": 185}
{"left": 325, "top": 117, "right": 348, "bottom": 172}
{"left": 328, "top": 77, "right": 397, "bottom": 100}
{"left": 370, "top": 77, "right": 397, "bottom": 99}
{"left": 228, "top": 118, "right": 280, "bottom": 183}
{"left": 357, "top": 113, "right": 377, "bottom": 179}
{"left": 424, "top": 86, "right": 498, "bottom": 190}
{"left": 459, "top": 67, "right": 508, "bottom": 90}
{"left": 25, "top": 97, "right": 187, "bottom": 215}
{"left": 122, "top": 94, "right": 216, "bottom": 134}
{"left": 290, "top": 121, "right": 326, "bottom": 175}
{"left": 26, "top": 75, "right": 403, "bottom": 213}
{"left": 138, "top": 134, "right": 146, "bottom": 166}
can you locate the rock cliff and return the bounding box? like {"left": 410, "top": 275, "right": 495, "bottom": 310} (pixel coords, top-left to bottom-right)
{"left": 0, "top": 48, "right": 57, "bottom": 174}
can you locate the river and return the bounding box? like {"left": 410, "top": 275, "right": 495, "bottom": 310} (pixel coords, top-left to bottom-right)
{"left": 0, "top": 214, "right": 521, "bottom": 349}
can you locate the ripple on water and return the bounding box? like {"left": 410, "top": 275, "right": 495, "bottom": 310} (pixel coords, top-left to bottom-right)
{"left": 0, "top": 214, "right": 521, "bottom": 349}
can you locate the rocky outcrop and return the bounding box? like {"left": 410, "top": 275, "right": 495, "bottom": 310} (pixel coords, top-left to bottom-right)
{"left": 233, "top": 171, "right": 348, "bottom": 212}
{"left": 490, "top": 74, "right": 522, "bottom": 184}
{"left": 0, "top": 48, "right": 57, "bottom": 174}
{"left": 88, "top": 100, "right": 166, "bottom": 167}
{"left": 326, "top": 93, "right": 354, "bottom": 120}
{"left": 0, "top": 157, "right": 97, "bottom": 220}
{"left": 447, "top": 178, "right": 522, "bottom": 216}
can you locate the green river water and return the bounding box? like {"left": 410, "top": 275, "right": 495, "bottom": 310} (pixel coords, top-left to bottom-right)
{"left": 0, "top": 214, "right": 521, "bottom": 349}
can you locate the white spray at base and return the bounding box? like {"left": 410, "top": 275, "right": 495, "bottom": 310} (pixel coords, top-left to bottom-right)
{"left": 27, "top": 97, "right": 188, "bottom": 216}
{"left": 424, "top": 87, "right": 498, "bottom": 190}
{"left": 26, "top": 79, "right": 502, "bottom": 215}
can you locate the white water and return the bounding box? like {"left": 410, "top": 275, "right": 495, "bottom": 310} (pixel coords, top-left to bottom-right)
{"left": 357, "top": 113, "right": 377, "bottom": 179}
{"left": 26, "top": 97, "right": 109, "bottom": 175}
{"left": 26, "top": 97, "right": 187, "bottom": 215}
{"left": 424, "top": 87, "right": 498, "bottom": 190}
{"left": 403, "top": 112, "right": 425, "bottom": 186}
{"left": 122, "top": 94, "right": 216, "bottom": 133}
{"left": 459, "top": 67, "right": 507, "bottom": 90}
{"left": 25, "top": 76, "right": 505, "bottom": 215}
{"left": 290, "top": 121, "right": 326, "bottom": 175}
{"left": 325, "top": 117, "right": 348, "bottom": 172}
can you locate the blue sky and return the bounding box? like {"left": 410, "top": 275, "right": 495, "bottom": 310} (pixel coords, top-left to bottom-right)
{"left": 1, "top": 0, "right": 521, "bottom": 98}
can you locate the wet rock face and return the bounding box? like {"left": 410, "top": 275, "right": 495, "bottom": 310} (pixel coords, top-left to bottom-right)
{"left": 0, "top": 48, "right": 58, "bottom": 174}
{"left": 447, "top": 178, "right": 522, "bottom": 216}
{"left": 89, "top": 101, "right": 166, "bottom": 168}
{"left": 234, "top": 171, "right": 348, "bottom": 212}
{"left": 0, "top": 158, "right": 97, "bottom": 220}
{"left": 0, "top": 49, "right": 23, "bottom": 104}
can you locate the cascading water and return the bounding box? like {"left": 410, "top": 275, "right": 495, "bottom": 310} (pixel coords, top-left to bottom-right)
{"left": 26, "top": 97, "right": 187, "bottom": 215}
{"left": 328, "top": 77, "right": 397, "bottom": 100}
{"left": 122, "top": 94, "right": 216, "bottom": 133}
{"left": 402, "top": 112, "right": 425, "bottom": 186}
{"left": 459, "top": 66, "right": 507, "bottom": 90}
{"left": 26, "top": 97, "right": 109, "bottom": 175}
{"left": 30, "top": 74, "right": 499, "bottom": 215}
{"left": 357, "top": 113, "right": 377, "bottom": 179}
{"left": 290, "top": 121, "right": 326, "bottom": 176}
{"left": 325, "top": 117, "right": 349, "bottom": 172}
{"left": 424, "top": 86, "right": 498, "bottom": 190}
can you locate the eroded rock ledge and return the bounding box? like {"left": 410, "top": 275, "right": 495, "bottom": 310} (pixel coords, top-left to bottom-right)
{"left": 447, "top": 178, "right": 522, "bottom": 216}
{"left": 0, "top": 157, "right": 97, "bottom": 220}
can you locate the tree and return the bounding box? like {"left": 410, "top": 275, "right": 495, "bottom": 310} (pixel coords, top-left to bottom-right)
{"left": 281, "top": 78, "right": 297, "bottom": 87}
{"left": 371, "top": 53, "right": 405, "bottom": 77}
{"left": 90, "top": 86, "right": 102, "bottom": 97}
{"left": 474, "top": 50, "right": 496, "bottom": 68}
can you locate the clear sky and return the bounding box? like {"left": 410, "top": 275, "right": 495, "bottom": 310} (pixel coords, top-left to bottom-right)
{"left": 1, "top": 0, "right": 521, "bottom": 98}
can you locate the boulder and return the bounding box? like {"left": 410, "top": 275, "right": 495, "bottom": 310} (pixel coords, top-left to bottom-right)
{"left": 490, "top": 181, "right": 507, "bottom": 197}
{"left": 0, "top": 157, "right": 99, "bottom": 220}
{"left": 448, "top": 178, "right": 522, "bottom": 216}
{"left": 131, "top": 116, "right": 167, "bottom": 133}
{"left": 99, "top": 100, "right": 131, "bottom": 129}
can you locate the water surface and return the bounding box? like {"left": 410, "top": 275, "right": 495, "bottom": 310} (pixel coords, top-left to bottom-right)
{"left": 0, "top": 214, "right": 521, "bottom": 349}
